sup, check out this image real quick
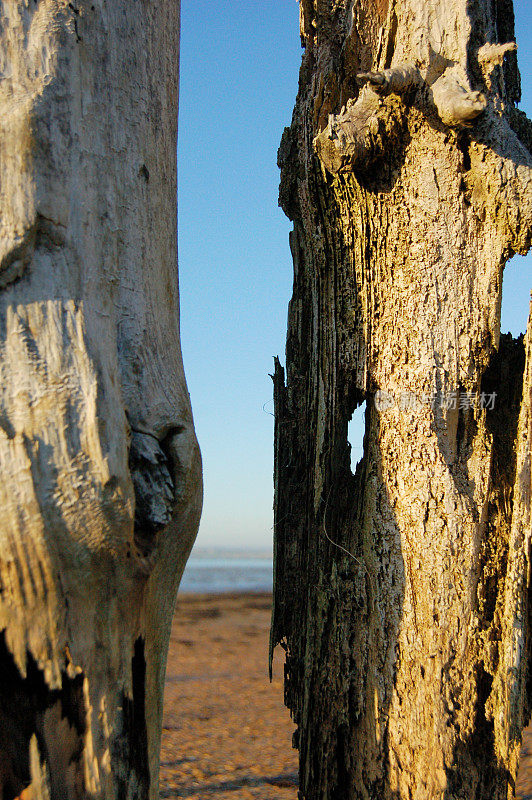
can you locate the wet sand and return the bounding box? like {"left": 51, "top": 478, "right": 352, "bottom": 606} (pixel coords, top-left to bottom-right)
{"left": 160, "top": 593, "right": 532, "bottom": 799}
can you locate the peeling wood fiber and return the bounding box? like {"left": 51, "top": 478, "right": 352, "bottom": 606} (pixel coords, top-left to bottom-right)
{"left": 273, "top": 1, "right": 532, "bottom": 798}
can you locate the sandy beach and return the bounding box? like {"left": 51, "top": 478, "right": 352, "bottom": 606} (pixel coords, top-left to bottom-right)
{"left": 518, "top": 733, "right": 532, "bottom": 800}
{"left": 160, "top": 594, "right": 297, "bottom": 799}
{"left": 160, "top": 593, "right": 532, "bottom": 799}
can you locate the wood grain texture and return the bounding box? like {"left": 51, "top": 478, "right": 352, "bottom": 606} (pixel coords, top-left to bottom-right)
{"left": 0, "top": 2, "right": 202, "bottom": 798}
{"left": 272, "top": 1, "right": 532, "bottom": 798}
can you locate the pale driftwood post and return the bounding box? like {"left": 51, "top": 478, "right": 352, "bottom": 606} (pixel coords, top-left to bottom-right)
{"left": 0, "top": 2, "right": 201, "bottom": 798}
{"left": 272, "top": 1, "right": 532, "bottom": 798}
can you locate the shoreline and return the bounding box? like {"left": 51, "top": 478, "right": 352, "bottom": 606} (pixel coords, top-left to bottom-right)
{"left": 177, "top": 590, "right": 273, "bottom": 600}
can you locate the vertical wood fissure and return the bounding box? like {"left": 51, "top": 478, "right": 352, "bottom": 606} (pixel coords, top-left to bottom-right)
{"left": 273, "top": 1, "right": 532, "bottom": 798}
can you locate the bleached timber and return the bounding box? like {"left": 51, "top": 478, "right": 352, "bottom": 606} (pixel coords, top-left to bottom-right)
{"left": 272, "top": 1, "right": 532, "bottom": 798}
{"left": 0, "top": 2, "right": 202, "bottom": 799}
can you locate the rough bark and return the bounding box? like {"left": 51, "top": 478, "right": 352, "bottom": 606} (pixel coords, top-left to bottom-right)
{"left": 0, "top": 2, "right": 202, "bottom": 799}
{"left": 272, "top": 1, "right": 532, "bottom": 798}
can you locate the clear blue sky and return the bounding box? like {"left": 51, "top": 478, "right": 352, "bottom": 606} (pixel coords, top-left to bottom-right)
{"left": 178, "top": 0, "right": 532, "bottom": 550}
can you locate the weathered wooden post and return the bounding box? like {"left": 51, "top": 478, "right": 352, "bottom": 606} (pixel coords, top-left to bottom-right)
{"left": 0, "top": 2, "right": 201, "bottom": 798}
{"left": 273, "top": 2, "right": 532, "bottom": 797}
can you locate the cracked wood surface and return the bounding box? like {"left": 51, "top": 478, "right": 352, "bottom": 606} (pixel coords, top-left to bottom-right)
{"left": 0, "top": 2, "right": 202, "bottom": 799}
{"left": 273, "top": 1, "right": 532, "bottom": 798}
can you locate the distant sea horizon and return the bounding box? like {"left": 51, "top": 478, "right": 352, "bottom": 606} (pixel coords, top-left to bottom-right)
{"left": 179, "top": 547, "right": 274, "bottom": 595}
